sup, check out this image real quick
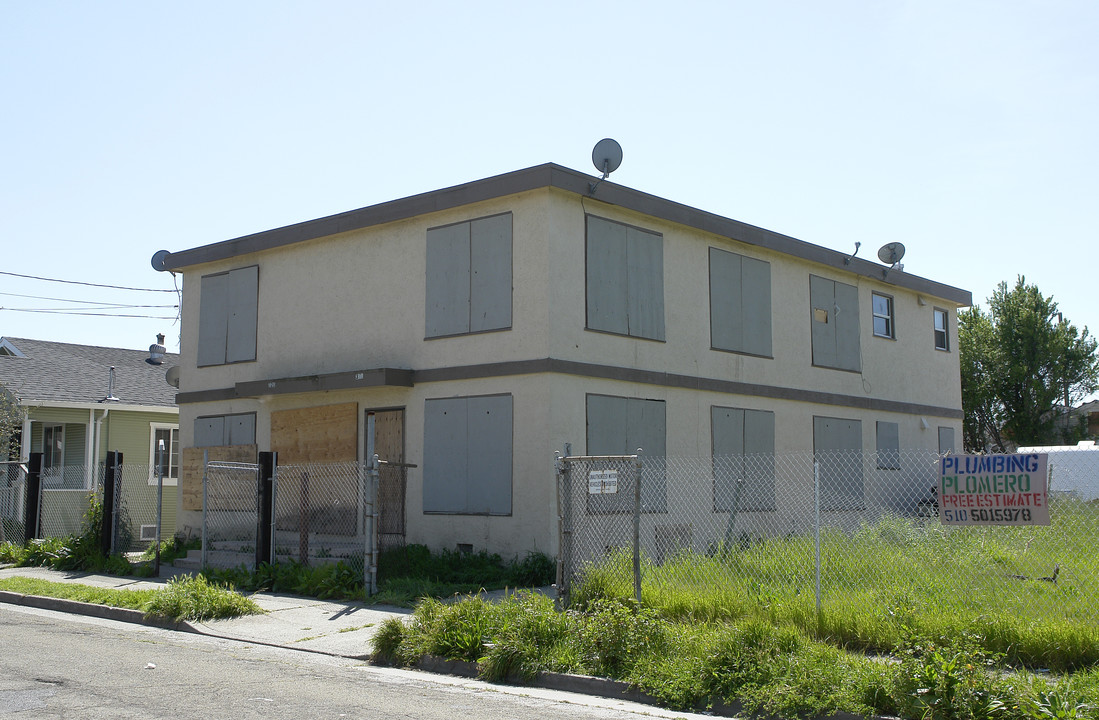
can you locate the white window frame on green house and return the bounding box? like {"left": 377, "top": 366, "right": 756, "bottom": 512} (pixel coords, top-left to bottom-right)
{"left": 41, "top": 423, "right": 64, "bottom": 484}
{"left": 933, "top": 307, "right": 950, "bottom": 351}
{"left": 148, "top": 423, "right": 180, "bottom": 486}
{"left": 872, "top": 292, "right": 894, "bottom": 339}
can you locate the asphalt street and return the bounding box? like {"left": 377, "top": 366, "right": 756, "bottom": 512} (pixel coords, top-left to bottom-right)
{"left": 1, "top": 604, "right": 714, "bottom": 720}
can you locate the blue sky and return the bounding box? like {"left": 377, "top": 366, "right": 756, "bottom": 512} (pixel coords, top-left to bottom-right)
{"left": 2, "top": 2, "right": 1096, "bottom": 377}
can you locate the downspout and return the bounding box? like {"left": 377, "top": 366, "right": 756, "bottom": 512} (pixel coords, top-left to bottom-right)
{"left": 85, "top": 409, "right": 95, "bottom": 489}
{"left": 94, "top": 408, "right": 109, "bottom": 491}
{"left": 20, "top": 411, "right": 30, "bottom": 463}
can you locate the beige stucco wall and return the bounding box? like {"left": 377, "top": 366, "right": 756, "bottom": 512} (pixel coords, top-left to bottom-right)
{"left": 173, "top": 185, "right": 964, "bottom": 557}
{"left": 540, "top": 191, "right": 962, "bottom": 413}
{"left": 175, "top": 371, "right": 959, "bottom": 558}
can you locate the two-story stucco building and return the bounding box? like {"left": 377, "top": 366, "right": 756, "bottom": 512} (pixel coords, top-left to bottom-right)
{"left": 157, "top": 163, "right": 970, "bottom": 558}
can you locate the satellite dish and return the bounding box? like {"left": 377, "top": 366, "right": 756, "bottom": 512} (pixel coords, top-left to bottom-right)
{"left": 877, "top": 242, "right": 906, "bottom": 266}
{"left": 591, "top": 138, "right": 623, "bottom": 180}
{"left": 164, "top": 366, "right": 181, "bottom": 389}
{"left": 151, "top": 249, "right": 171, "bottom": 272}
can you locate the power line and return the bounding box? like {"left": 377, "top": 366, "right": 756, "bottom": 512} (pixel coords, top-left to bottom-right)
{"left": 0, "top": 292, "right": 177, "bottom": 308}
{"left": 0, "top": 270, "right": 176, "bottom": 293}
{"left": 2, "top": 304, "right": 178, "bottom": 311}
{"left": 0, "top": 308, "right": 177, "bottom": 319}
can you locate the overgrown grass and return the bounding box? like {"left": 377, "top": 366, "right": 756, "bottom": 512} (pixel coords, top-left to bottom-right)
{"left": 373, "top": 545, "right": 555, "bottom": 606}
{"left": 199, "top": 545, "right": 555, "bottom": 607}
{"left": 575, "top": 504, "right": 1099, "bottom": 672}
{"left": 0, "top": 575, "right": 263, "bottom": 622}
{"left": 372, "top": 592, "right": 1099, "bottom": 719}
{"left": 139, "top": 535, "right": 201, "bottom": 565}
{"left": 203, "top": 559, "right": 367, "bottom": 600}
{"left": 0, "top": 575, "right": 157, "bottom": 609}
{"left": 144, "top": 575, "right": 264, "bottom": 621}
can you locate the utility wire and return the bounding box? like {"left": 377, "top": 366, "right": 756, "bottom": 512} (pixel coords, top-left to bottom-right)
{"left": 2, "top": 304, "right": 178, "bottom": 311}
{"left": 0, "top": 308, "right": 177, "bottom": 319}
{"left": 0, "top": 291, "right": 177, "bottom": 308}
{"left": 0, "top": 270, "right": 176, "bottom": 293}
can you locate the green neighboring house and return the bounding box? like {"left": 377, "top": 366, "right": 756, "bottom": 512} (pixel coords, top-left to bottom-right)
{"left": 0, "top": 335, "right": 179, "bottom": 540}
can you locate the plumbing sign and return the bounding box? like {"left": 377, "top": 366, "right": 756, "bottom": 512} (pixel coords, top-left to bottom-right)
{"left": 938, "top": 453, "right": 1049, "bottom": 525}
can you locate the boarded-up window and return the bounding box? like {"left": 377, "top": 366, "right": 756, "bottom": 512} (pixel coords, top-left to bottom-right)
{"left": 938, "top": 426, "right": 956, "bottom": 454}
{"left": 709, "top": 248, "right": 772, "bottom": 356}
{"left": 586, "top": 215, "right": 665, "bottom": 341}
{"left": 814, "top": 416, "right": 864, "bottom": 510}
{"left": 423, "top": 394, "right": 512, "bottom": 515}
{"left": 271, "top": 403, "right": 357, "bottom": 464}
{"left": 425, "top": 213, "right": 512, "bottom": 338}
{"left": 810, "top": 275, "right": 860, "bottom": 372}
{"left": 586, "top": 394, "right": 666, "bottom": 512}
{"left": 876, "top": 421, "right": 900, "bottom": 470}
{"left": 712, "top": 407, "right": 775, "bottom": 512}
{"left": 194, "top": 413, "right": 256, "bottom": 447}
{"left": 198, "top": 265, "right": 258, "bottom": 366}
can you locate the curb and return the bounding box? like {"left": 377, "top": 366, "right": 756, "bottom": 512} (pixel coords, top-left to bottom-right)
{"left": 0, "top": 590, "right": 193, "bottom": 632}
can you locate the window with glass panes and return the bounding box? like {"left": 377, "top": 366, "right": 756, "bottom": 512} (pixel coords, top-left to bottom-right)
{"left": 872, "top": 292, "right": 894, "bottom": 339}
{"left": 934, "top": 308, "right": 949, "bottom": 350}
{"left": 151, "top": 425, "right": 180, "bottom": 481}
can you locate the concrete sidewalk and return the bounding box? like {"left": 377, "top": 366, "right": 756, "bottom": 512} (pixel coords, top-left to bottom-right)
{"left": 0, "top": 564, "right": 411, "bottom": 659}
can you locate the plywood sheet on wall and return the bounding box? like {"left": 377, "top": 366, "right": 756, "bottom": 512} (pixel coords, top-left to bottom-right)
{"left": 371, "top": 409, "right": 404, "bottom": 463}
{"left": 181, "top": 445, "right": 259, "bottom": 512}
{"left": 271, "top": 402, "right": 358, "bottom": 465}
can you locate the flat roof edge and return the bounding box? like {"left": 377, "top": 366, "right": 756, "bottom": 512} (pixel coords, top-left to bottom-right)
{"left": 160, "top": 162, "right": 970, "bottom": 305}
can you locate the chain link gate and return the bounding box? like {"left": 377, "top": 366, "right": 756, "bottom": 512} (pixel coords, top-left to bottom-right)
{"left": 555, "top": 448, "right": 645, "bottom": 606}
{"left": 202, "top": 453, "right": 261, "bottom": 570}
{"left": 273, "top": 456, "right": 382, "bottom": 594}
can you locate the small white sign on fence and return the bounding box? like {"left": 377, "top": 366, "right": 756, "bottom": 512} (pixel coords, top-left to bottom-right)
{"left": 588, "top": 469, "right": 619, "bottom": 495}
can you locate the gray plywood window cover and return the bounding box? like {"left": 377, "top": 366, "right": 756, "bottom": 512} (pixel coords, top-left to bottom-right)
{"left": 422, "top": 394, "right": 513, "bottom": 516}
{"left": 425, "top": 213, "right": 512, "bottom": 338}
{"left": 585, "top": 215, "right": 665, "bottom": 341}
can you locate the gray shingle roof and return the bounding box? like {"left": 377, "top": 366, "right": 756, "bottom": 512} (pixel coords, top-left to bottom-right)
{"left": 0, "top": 337, "right": 179, "bottom": 408}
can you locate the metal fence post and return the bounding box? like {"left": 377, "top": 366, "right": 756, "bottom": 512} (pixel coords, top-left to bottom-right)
{"left": 554, "top": 444, "right": 570, "bottom": 607}
{"left": 155, "top": 441, "right": 164, "bottom": 576}
{"left": 366, "top": 454, "right": 380, "bottom": 596}
{"left": 24, "top": 453, "right": 42, "bottom": 543}
{"left": 814, "top": 459, "right": 821, "bottom": 617}
{"left": 101, "top": 451, "right": 121, "bottom": 555}
{"left": 257, "top": 452, "right": 276, "bottom": 567}
{"left": 201, "top": 449, "right": 209, "bottom": 570}
{"left": 633, "top": 448, "right": 643, "bottom": 605}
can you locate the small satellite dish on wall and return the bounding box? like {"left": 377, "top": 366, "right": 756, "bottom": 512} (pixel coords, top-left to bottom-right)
{"left": 591, "top": 138, "right": 623, "bottom": 179}
{"left": 165, "top": 366, "right": 181, "bottom": 389}
{"left": 877, "top": 242, "right": 906, "bottom": 267}
{"left": 151, "top": 250, "right": 171, "bottom": 272}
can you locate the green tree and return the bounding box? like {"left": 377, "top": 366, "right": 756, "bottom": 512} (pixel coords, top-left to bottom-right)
{"left": 959, "top": 276, "right": 1099, "bottom": 451}
{"left": 0, "top": 389, "right": 22, "bottom": 461}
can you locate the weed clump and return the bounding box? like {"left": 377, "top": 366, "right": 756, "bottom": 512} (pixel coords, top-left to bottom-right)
{"left": 143, "top": 575, "right": 264, "bottom": 622}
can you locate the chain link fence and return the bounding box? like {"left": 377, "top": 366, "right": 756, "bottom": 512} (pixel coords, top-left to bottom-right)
{"left": 1, "top": 461, "right": 28, "bottom": 543}
{"left": 1, "top": 458, "right": 175, "bottom": 556}
{"left": 201, "top": 459, "right": 260, "bottom": 568}
{"left": 273, "top": 462, "right": 375, "bottom": 569}
{"left": 557, "top": 449, "right": 1099, "bottom": 624}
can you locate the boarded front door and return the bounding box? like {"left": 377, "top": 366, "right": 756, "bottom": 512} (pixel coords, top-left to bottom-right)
{"left": 369, "top": 409, "right": 406, "bottom": 549}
